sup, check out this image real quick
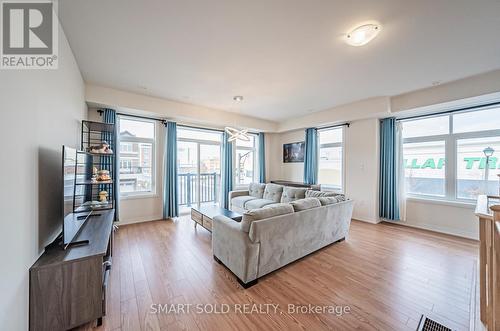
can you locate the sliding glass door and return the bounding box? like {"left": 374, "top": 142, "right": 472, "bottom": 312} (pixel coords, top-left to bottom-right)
{"left": 177, "top": 127, "right": 222, "bottom": 213}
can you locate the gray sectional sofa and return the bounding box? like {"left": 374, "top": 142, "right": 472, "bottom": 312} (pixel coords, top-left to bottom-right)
{"left": 212, "top": 183, "right": 353, "bottom": 288}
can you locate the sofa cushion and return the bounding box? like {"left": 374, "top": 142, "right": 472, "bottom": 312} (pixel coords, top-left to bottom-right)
{"left": 248, "top": 183, "right": 266, "bottom": 198}
{"left": 241, "top": 204, "right": 294, "bottom": 232}
{"left": 231, "top": 195, "right": 257, "bottom": 210}
{"left": 245, "top": 198, "right": 275, "bottom": 210}
{"left": 305, "top": 190, "right": 341, "bottom": 198}
{"left": 263, "top": 183, "right": 284, "bottom": 202}
{"left": 263, "top": 202, "right": 291, "bottom": 209}
{"left": 317, "top": 195, "right": 346, "bottom": 206}
{"left": 280, "top": 186, "right": 307, "bottom": 203}
{"left": 289, "top": 197, "right": 321, "bottom": 212}
{"left": 335, "top": 194, "right": 346, "bottom": 202}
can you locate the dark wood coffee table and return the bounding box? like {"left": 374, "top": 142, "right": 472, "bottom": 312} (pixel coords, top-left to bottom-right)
{"left": 191, "top": 205, "right": 242, "bottom": 232}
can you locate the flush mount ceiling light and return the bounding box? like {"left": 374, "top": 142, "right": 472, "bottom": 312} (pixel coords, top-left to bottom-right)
{"left": 233, "top": 95, "right": 244, "bottom": 102}
{"left": 225, "top": 127, "right": 250, "bottom": 142}
{"left": 345, "top": 23, "right": 381, "bottom": 46}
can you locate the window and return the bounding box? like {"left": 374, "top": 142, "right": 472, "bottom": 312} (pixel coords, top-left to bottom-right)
{"left": 177, "top": 127, "right": 222, "bottom": 211}
{"left": 120, "top": 142, "right": 133, "bottom": 153}
{"left": 235, "top": 134, "right": 257, "bottom": 185}
{"left": 118, "top": 117, "right": 156, "bottom": 195}
{"left": 403, "top": 141, "right": 446, "bottom": 197}
{"left": 401, "top": 105, "right": 500, "bottom": 201}
{"left": 401, "top": 116, "right": 449, "bottom": 138}
{"left": 456, "top": 137, "right": 500, "bottom": 199}
{"left": 453, "top": 107, "right": 500, "bottom": 134}
{"left": 318, "top": 127, "right": 344, "bottom": 192}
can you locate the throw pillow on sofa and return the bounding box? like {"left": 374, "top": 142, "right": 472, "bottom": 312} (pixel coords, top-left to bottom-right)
{"left": 280, "top": 186, "right": 307, "bottom": 203}
{"left": 317, "top": 195, "right": 346, "bottom": 206}
{"left": 335, "top": 194, "right": 346, "bottom": 202}
{"left": 305, "top": 190, "right": 342, "bottom": 198}
{"left": 263, "top": 183, "right": 284, "bottom": 203}
{"left": 289, "top": 197, "right": 321, "bottom": 212}
{"left": 248, "top": 183, "right": 266, "bottom": 198}
{"left": 241, "top": 204, "right": 294, "bottom": 232}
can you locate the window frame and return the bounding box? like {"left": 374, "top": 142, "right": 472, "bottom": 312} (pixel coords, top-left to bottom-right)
{"left": 177, "top": 126, "right": 223, "bottom": 208}
{"left": 233, "top": 133, "right": 259, "bottom": 188}
{"left": 318, "top": 126, "right": 345, "bottom": 193}
{"left": 401, "top": 108, "right": 500, "bottom": 203}
{"left": 118, "top": 115, "right": 157, "bottom": 198}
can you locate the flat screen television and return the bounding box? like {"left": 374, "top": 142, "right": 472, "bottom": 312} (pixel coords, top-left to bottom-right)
{"left": 62, "top": 146, "right": 91, "bottom": 248}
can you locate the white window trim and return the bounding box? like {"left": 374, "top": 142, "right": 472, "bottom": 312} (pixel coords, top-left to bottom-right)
{"left": 318, "top": 127, "right": 345, "bottom": 193}
{"left": 401, "top": 111, "right": 500, "bottom": 202}
{"left": 233, "top": 133, "right": 259, "bottom": 188}
{"left": 118, "top": 115, "right": 157, "bottom": 198}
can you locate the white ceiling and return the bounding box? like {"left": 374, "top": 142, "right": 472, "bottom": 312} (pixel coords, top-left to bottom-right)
{"left": 59, "top": 0, "right": 500, "bottom": 121}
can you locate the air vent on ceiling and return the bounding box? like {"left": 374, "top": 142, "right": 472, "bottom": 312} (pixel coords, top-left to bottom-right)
{"left": 417, "top": 315, "right": 453, "bottom": 331}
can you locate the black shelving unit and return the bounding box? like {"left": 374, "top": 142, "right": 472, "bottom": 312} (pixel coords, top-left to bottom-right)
{"left": 73, "top": 120, "right": 116, "bottom": 213}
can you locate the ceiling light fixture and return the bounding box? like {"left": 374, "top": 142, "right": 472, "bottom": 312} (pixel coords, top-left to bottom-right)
{"left": 345, "top": 23, "right": 381, "bottom": 46}
{"left": 233, "top": 95, "right": 244, "bottom": 102}
{"left": 225, "top": 127, "right": 250, "bottom": 142}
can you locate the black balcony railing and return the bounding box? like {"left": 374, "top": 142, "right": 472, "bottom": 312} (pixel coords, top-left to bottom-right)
{"left": 178, "top": 172, "right": 219, "bottom": 206}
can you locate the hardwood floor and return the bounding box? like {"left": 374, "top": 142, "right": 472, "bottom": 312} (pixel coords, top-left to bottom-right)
{"left": 76, "top": 217, "right": 478, "bottom": 331}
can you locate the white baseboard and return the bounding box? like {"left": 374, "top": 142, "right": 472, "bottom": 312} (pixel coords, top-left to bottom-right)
{"left": 119, "top": 214, "right": 164, "bottom": 225}
{"left": 384, "top": 220, "right": 478, "bottom": 240}
{"left": 352, "top": 217, "right": 380, "bottom": 224}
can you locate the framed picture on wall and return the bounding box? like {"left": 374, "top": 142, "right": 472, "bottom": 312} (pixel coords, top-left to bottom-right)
{"left": 283, "top": 142, "right": 305, "bottom": 163}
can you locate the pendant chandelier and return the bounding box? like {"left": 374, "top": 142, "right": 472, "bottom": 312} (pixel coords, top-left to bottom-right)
{"left": 225, "top": 127, "right": 250, "bottom": 142}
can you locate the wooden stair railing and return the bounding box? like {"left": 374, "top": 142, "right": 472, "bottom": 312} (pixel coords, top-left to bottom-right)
{"left": 475, "top": 195, "right": 500, "bottom": 330}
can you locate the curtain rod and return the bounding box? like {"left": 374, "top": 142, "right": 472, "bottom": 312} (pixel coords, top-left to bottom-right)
{"left": 317, "top": 122, "right": 350, "bottom": 130}
{"left": 178, "top": 124, "right": 261, "bottom": 135}
{"left": 395, "top": 101, "right": 500, "bottom": 122}
{"left": 177, "top": 124, "right": 225, "bottom": 133}
{"left": 113, "top": 111, "right": 167, "bottom": 123}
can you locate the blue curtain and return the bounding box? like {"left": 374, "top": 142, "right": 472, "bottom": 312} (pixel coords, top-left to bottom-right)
{"left": 258, "top": 132, "right": 266, "bottom": 183}
{"left": 101, "top": 109, "right": 119, "bottom": 222}
{"left": 221, "top": 132, "right": 233, "bottom": 209}
{"left": 303, "top": 128, "right": 318, "bottom": 185}
{"left": 163, "top": 121, "right": 179, "bottom": 218}
{"left": 379, "top": 118, "right": 400, "bottom": 220}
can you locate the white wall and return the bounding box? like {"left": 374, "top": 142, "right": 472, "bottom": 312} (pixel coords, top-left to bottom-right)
{"left": 86, "top": 84, "right": 278, "bottom": 132}
{"left": 268, "top": 130, "right": 306, "bottom": 182}
{"left": 264, "top": 132, "right": 280, "bottom": 181}
{"left": 400, "top": 199, "right": 478, "bottom": 239}
{"left": 0, "top": 24, "right": 86, "bottom": 331}
{"left": 278, "top": 96, "right": 390, "bottom": 132}
{"left": 391, "top": 69, "right": 500, "bottom": 113}
{"left": 344, "top": 119, "right": 380, "bottom": 223}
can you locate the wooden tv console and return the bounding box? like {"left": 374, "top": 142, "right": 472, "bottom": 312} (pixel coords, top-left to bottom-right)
{"left": 29, "top": 209, "right": 115, "bottom": 331}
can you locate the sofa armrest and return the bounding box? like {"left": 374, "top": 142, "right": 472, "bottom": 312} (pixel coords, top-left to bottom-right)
{"left": 229, "top": 190, "right": 250, "bottom": 200}
{"left": 228, "top": 190, "right": 250, "bottom": 210}
{"left": 212, "top": 215, "right": 259, "bottom": 283}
